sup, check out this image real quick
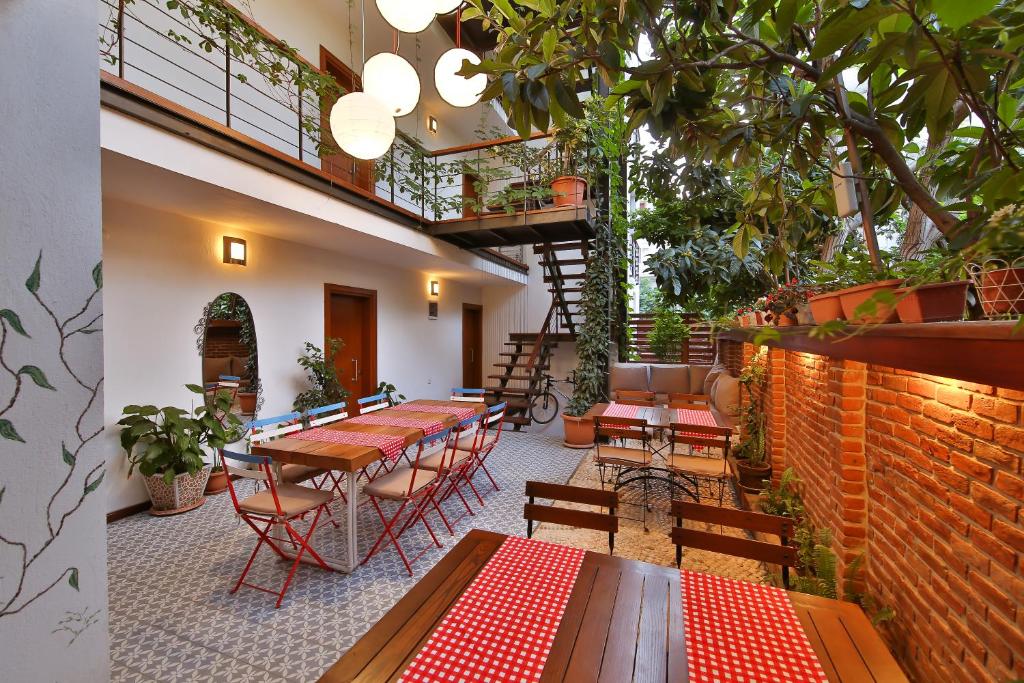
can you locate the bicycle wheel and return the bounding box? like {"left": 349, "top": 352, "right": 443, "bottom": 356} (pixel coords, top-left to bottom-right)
{"left": 529, "top": 391, "right": 559, "bottom": 424}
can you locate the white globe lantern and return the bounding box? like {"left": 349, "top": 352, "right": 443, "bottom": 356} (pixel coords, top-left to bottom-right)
{"left": 435, "top": 48, "right": 486, "bottom": 108}
{"left": 329, "top": 92, "right": 396, "bottom": 160}
{"left": 433, "top": 0, "right": 463, "bottom": 12}
{"left": 376, "top": 0, "right": 436, "bottom": 33}
{"left": 363, "top": 53, "right": 421, "bottom": 117}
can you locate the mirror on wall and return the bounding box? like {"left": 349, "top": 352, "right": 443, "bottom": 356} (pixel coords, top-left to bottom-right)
{"left": 196, "top": 292, "right": 260, "bottom": 417}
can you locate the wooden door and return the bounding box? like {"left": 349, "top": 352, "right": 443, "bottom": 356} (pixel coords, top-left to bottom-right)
{"left": 319, "top": 47, "right": 374, "bottom": 191}
{"left": 325, "top": 285, "right": 377, "bottom": 401}
{"left": 462, "top": 304, "right": 483, "bottom": 388}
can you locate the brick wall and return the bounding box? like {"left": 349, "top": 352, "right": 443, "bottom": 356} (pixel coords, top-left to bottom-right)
{"left": 741, "top": 341, "right": 1024, "bottom": 682}
{"left": 203, "top": 325, "right": 248, "bottom": 358}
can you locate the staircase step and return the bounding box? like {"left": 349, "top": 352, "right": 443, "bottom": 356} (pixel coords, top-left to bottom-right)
{"left": 540, "top": 258, "right": 588, "bottom": 268}
{"left": 484, "top": 386, "right": 540, "bottom": 395}
{"left": 493, "top": 363, "right": 550, "bottom": 369}
{"left": 544, "top": 274, "right": 586, "bottom": 283}
{"left": 549, "top": 287, "right": 584, "bottom": 293}
{"left": 487, "top": 374, "right": 540, "bottom": 381}
{"left": 533, "top": 241, "right": 589, "bottom": 254}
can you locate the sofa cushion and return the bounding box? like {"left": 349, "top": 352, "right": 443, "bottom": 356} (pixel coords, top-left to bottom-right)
{"left": 202, "top": 356, "right": 232, "bottom": 384}
{"left": 703, "top": 363, "right": 728, "bottom": 395}
{"left": 230, "top": 355, "right": 250, "bottom": 378}
{"left": 711, "top": 374, "right": 741, "bottom": 417}
{"left": 650, "top": 364, "right": 690, "bottom": 395}
{"left": 616, "top": 390, "right": 656, "bottom": 404}
{"left": 609, "top": 363, "right": 649, "bottom": 393}
{"left": 689, "top": 365, "right": 713, "bottom": 394}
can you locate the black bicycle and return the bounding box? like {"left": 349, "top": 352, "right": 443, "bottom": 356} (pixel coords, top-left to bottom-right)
{"left": 529, "top": 372, "right": 576, "bottom": 424}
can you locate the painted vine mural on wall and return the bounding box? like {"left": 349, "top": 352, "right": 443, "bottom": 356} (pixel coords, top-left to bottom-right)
{"left": 0, "top": 251, "right": 105, "bottom": 638}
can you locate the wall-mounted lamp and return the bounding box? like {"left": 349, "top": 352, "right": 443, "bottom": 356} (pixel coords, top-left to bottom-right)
{"left": 223, "top": 236, "right": 247, "bottom": 266}
{"left": 429, "top": 280, "right": 440, "bottom": 297}
{"left": 427, "top": 115, "right": 439, "bottom": 135}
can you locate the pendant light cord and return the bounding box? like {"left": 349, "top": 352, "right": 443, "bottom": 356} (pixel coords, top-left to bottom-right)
{"left": 360, "top": 0, "right": 366, "bottom": 74}
{"left": 456, "top": 6, "right": 461, "bottom": 48}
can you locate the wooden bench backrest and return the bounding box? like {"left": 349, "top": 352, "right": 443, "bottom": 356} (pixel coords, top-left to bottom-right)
{"left": 669, "top": 500, "right": 797, "bottom": 570}
{"left": 524, "top": 481, "right": 619, "bottom": 551}
{"left": 594, "top": 416, "right": 652, "bottom": 442}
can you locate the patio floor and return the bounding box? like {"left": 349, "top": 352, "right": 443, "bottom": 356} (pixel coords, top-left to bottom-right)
{"left": 107, "top": 431, "right": 764, "bottom": 682}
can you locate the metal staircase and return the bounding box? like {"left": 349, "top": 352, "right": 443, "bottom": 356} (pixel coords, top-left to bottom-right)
{"left": 484, "top": 240, "right": 589, "bottom": 430}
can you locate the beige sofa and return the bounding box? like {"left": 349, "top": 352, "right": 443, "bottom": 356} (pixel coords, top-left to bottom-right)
{"left": 608, "top": 362, "right": 740, "bottom": 429}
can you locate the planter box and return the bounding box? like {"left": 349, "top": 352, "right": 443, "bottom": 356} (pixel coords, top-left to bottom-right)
{"left": 808, "top": 291, "right": 844, "bottom": 322}
{"left": 838, "top": 279, "right": 903, "bottom": 324}
{"left": 144, "top": 468, "right": 210, "bottom": 515}
{"left": 895, "top": 281, "right": 969, "bottom": 323}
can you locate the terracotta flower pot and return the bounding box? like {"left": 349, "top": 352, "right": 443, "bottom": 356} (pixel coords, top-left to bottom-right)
{"left": 204, "top": 468, "right": 229, "bottom": 495}
{"left": 978, "top": 267, "right": 1024, "bottom": 315}
{"left": 894, "top": 281, "right": 969, "bottom": 323}
{"left": 808, "top": 291, "right": 844, "bottom": 322}
{"left": 551, "top": 176, "right": 587, "bottom": 207}
{"left": 144, "top": 468, "right": 210, "bottom": 515}
{"left": 838, "top": 279, "right": 903, "bottom": 324}
{"left": 736, "top": 461, "right": 771, "bottom": 492}
{"left": 238, "top": 391, "right": 257, "bottom": 414}
{"left": 562, "top": 413, "right": 595, "bottom": 449}
{"left": 775, "top": 309, "right": 798, "bottom": 327}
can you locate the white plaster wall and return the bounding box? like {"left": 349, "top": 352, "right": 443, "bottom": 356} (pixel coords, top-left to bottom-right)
{"left": 0, "top": 0, "right": 109, "bottom": 679}
{"left": 102, "top": 200, "right": 483, "bottom": 512}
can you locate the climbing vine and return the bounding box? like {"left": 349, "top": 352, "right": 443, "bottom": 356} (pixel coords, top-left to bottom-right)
{"left": 0, "top": 253, "right": 105, "bottom": 622}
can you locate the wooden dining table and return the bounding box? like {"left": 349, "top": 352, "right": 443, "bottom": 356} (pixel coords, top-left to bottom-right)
{"left": 321, "top": 529, "right": 908, "bottom": 682}
{"left": 251, "top": 399, "right": 486, "bottom": 573}
{"left": 584, "top": 403, "right": 720, "bottom": 430}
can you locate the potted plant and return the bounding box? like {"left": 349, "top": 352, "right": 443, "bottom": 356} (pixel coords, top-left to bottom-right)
{"left": 118, "top": 385, "right": 243, "bottom": 515}
{"left": 735, "top": 350, "right": 770, "bottom": 491}
{"left": 809, "top": 249, "right": 903, "bottom": 324}
{"left": 293, "top": 338, "right": 350, "bottom": 412}
{"left": 764, "top": 280, "right": 811, "bottom": 327}
{"left": 893, "top": 250, "right": 970, "bottom": 323}
{"left": 376, "top": 380, "right": 407, "bottom": 405}
{"left": 562, "top": 226, "right": 613, "bottom": 448}
{"left": 550, "top": 121, "right": 589, "bottom": 207}
{"left": 965, "top": 204, "right": 1024, "bottom": 317}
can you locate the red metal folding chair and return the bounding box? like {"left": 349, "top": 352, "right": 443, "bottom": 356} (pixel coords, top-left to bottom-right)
{"left": 420, "top": 416, "right": 482, "bottom": 526}
{"left": 463, "top": 401, "right": 506, "bottom": 495}
{"left": 221, "top": 449, "right": 335, "bottom": 608}
{"left": 361, "top": 428, "right": 455, "bottom": 575}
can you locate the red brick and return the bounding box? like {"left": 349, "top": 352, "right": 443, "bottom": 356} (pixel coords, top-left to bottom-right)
{"left": 949, "top": 452, "right": 993, "bottom": 482}
{"left": 989, "top": 562, "right": 1024, "bottom": 606}
{"left": 908, "top": 377, "right": 937, "bottom": 399}
{"left": 949, "top": 492, "right": 993, "bottom": 529}
{"left": 997, "top": 387, "right": 1024, "bottom": 401}
{"left": 933, "top": 466, "right": 970, "bottom": 494}
{"left": 972, "top": 483, "right": 1020, "bottom": 521}
{"left": 923, "top": 402, "right": 955, "bottom": 425}
{"left": 937, "top": 385, "right": 972, "bottom": 410}
{"left": 968, "top": 569, "right": 1017, "bottom": 619}
{"left": 995, "top": 424, "right": 1024, "bottom": 453}
{"left": 992, "top": 518, "right": 1024, "bottom": 554}
{"left": 971, "top": 527, "right": 1017, "bottom": 569}
{"left": 953, "top": 412, "right": 994, "bottom": 440}
{"left": 947, "top": 616, "right": 986, "bottom": 661}
{"left": 972, "top": 395, "right": 1019, "bottom": 424}
{"left": 994, "top": 470, "right": 1024, "bottom": 499}
{"left": 974, "top": 440, "right": 1020, "bottom": 470}
{"left": 966, "top": 612, "right": 1013, "bottom": 667}
{"left": 987, "top": 610, "right": 1024, "bottom": 665}
{"left": 951, "top": 535, "right": 991, "bottom": 574}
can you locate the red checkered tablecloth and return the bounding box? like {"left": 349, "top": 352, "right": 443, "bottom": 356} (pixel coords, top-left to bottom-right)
{"left": 399, "top": 536, "right": 585, "bottom": 683}
{"left": 681, "top": 570, "right": 828, "bottom": 683}
{"left": 389, "top": 402, "right": 477, "bottom": 421}
{"left": 291, "top": 427, "right": 406, "bottom": 462}
{"left": 347, "top": 412, "right": 446, "bottom": 436}
{"left": 602, "top": 403, "right": 639, "bottom": 419}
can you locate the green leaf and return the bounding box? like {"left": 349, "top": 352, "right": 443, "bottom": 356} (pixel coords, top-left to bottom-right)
{"left": 0, "top": 309, "right": 29, "bottom": 337}
{"left": 0, "top": 419, "right": 24, "bottom": 443}
{"left": 92, "top": 262, "right": 103, "bottom": 289}
{"left": 810, "top": 4, "right": 901, "bottom": 60}
{"left": 185, "top": 383, "right": 205, "bottom": 394}
{"left": 542, "top": 29, "right": 557, "bottom": 63}
{"left": 776, "top": 0, "right": 798, "bottom": 38}
{"left": 18, "top": 365, "right": 55, "bottom": 390}
{"left": 932, "top": 0, "right": 998, "bottom": 30}
{"left": 25, "top": 251, "right": 41, "bottom": 293}
{"left": 84, "top": 471, "right": 105, "bottom": 495}
{"left": 68, "top": 568, "right": 79, "bottom": 591}
{"left": 62, "top": 443, "right": 76, "bottom": 467}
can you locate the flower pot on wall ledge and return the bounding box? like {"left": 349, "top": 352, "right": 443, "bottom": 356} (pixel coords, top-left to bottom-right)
{"left": 808, "top": 291, "right": 844, "bottom": 323}
{"left": 551, "top": 176, "right": 587, "bottom": 207}
{"left": 837, "top": 279, "right": 903, "bottom": 324}
{"left": 562, "top": 413, "right": 595, "bottom": 449}
{"left": 894, "top": 281, "right": 969, "bottom": 323}
{"left": 979, "top": 266, "right": 1024, "bottom": 315}
{"left": 144, "top": 467, "right": 210, "bottom": 515}
{"left": 238, "top": 391, "right": 258, "bottom": 414}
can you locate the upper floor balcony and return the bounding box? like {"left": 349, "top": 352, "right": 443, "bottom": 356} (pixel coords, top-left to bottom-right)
{"left": 96, "top": 0, "right": 597, "bottom": 254}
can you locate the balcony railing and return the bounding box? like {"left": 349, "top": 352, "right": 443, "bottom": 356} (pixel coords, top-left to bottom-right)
{"left": 96, "top": 0, "right": 591, "bottom": 249}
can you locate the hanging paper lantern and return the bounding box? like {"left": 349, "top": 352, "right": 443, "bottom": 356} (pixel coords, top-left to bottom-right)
{"left": 435, "top": 48, "right": 486, "bottom": 108}
{"left": 363, "top": 52, "right": 421, "bottom": 117}
{"left": 433, "top": 0, "right": 463, "bottom": 12}
{"left": 376, "top": 0, "right": 436, "bottom": 34}
{"left": 329, "top": 92, "right": 396, "bottom": 160}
